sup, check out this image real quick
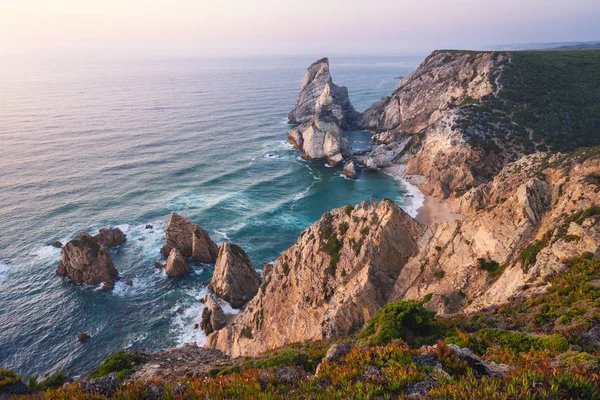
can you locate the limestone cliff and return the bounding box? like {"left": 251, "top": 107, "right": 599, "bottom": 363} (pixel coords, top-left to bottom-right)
{"left": 288, "top": 58, "right": 360, "bottom": 129}
{"left": 206, "top": 199, "right": 426, "bottom": 356}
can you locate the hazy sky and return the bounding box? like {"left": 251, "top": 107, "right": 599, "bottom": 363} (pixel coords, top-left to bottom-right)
{"left": 1, "top": 0, "right": 599, "bottom": 56}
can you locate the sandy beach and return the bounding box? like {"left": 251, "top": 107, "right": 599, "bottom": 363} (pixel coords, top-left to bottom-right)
{"left": 383, "top": 164, "right": 463, "bottom": 225}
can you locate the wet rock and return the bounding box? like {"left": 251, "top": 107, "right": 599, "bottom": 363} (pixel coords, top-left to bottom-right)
{"left": 343, "top": 161, "right": 358, "bottom": 179}
{"left": 93, "top": 227, "right": 127, "bottom": 247}
{"left": 165, "top": 249, "right": 189, "bottom": 278}
{"left": 77, "top": 332, "right": 90, "bottom": 343}
{"left": 154, "top": 261, "right": 164, "bottom": 269}
{"left": 209, "top": 243, "right": 261, "bottom": 308}
{"left": 176, "top": 307, "right": 185, "bottom": 314}
{"left": 57, "top": 233, "right": 119, "bottom": 289}
{"left": 125, "top": 279, "right": 133, "bottom": 286}
{"left": 51, "top": 241, "right": 63, "bottom": 248}
{"left": 200, "top": 294, "right": 227, "bottom": 335}
{"left": 145, "top": 224, "right": 153, "bottom": 229}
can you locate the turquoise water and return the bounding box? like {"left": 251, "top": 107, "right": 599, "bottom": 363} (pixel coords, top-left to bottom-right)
{"left": 0, "top": 55, "right": 422, "bottom": 376}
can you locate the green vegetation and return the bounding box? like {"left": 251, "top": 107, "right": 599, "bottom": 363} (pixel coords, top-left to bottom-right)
{"left": 89, "top": 350, "right": 145, "bottom": 381}
{"left": 477, "top": 258, "right": 505, "bottom": 280}
{"left": 343, "top": 205, "right": 354, "bottom": 216}
{"left": 240, "top": 326, "right": 253, "bottom": 339}
{"left": 0, "top": 368, "right": 22, "bottom": 388}
{"left": 358, "top": 300, "right": 436, "bottom": 346}
{"left": 458, "top": 50, "right": 600, "bottom": 154}
{"left": 434, "top": 269, "right": 445, "bottom": 279}
{"left": 27, "top": 370, "right": 71, "bottom": 391}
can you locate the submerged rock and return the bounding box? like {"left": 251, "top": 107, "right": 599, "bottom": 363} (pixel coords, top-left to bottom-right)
{"left": 160, "top": 213, "right": 218, "bottom": 263}
{"left": 209, "top": 243, "right": 261, "bottom": 308}
{"left": 51, "top": 241, "right": 63, "bottom": 248}
{"left": 77, "top": 332, "right": 90, "bottom": 343}
{"left": 57, "top": 233, "right": 119, "bottom": 289}
{"left": 200, "top": 294, "right": 227, "bottom": 335}
{"left": 165, "top": 248, "right": 189, "bottom": 277}
{"left": 93, "top": 227, "right": 126, "bottom": 247}
{"left": 288, "top": 58, "right": 360, "bottom": 129}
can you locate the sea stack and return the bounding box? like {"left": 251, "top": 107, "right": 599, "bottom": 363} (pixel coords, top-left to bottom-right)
{"left": 93, "top": 227, "right": 126, "bottom": 247}
{"left": 160, "top": 213, "right": 219, "bottom": 264}
{"left": 57, "top": 233, "right": 119, "bottom": 289}
{"left": 165, "top": 248, "right": 190, "bottom": 277}
{"left": 288, "top": 58, "right": 360, "bottom": 129}
{"left": 208, "top": 243, "right": 261, "bottom": 308}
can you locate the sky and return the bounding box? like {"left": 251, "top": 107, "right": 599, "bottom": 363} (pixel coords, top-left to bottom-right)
{"left": 1, "top": 0, "right": 599, "bottom": 56}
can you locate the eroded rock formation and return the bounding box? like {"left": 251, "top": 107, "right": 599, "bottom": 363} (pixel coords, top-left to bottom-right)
{"left": 288, "top": 58, "right": 360, "bottom": 129}
{"left": 160, "top": 213, "right": 218, "bottom": 263}
{"left": 208, "top": 243, "right": 261, "bottom": 309}
{"left": 200, "top": 294, "right": 227, "bottom": 335}
{"left": 93, "top": 227, "right": 126, "bottom": 247}
{"left": 57, "top": 233, "right": 119, "bottom": 289}
{"left": 206, "top": 200, "right": 426, "bottom": 356}
{"left": 165, "top": 248, "right": 189, "bottom": 277}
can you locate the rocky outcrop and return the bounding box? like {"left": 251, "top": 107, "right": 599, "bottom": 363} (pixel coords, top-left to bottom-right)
{"left": 288, "top": 58, "right": 360, "bottom": 129}
{"left": 57, "top": 233, "right": 119, "bottom": 289}
{"left": 208, "top": 243, "right": 261, "bottom": 308}
{"left": 343, "top": 161, "right": 358, "bottom": 179}
{"left": 165, "top": 248, "right": 189, "bottom": 277}
{"left": 288, "top": 108, "right": 349, "bottom": 165}
{"left": 206, "top": 200, "right": 426, "bottom": 356}
{"left": 360, "top": 51, "right": 510, "bottom": 197}
{"left": 160, "top": 213, "right": 218, "bottom": 263}
{"left": 93, "top": 227, "right": 126, "bottom": 247}
{"left": 200, "top": 294, "right": 227, "bottom": 335}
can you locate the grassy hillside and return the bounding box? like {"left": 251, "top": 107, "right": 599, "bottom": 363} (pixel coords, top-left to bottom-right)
{"left": 458, "top": 50, "right": 600, "bottom": 155}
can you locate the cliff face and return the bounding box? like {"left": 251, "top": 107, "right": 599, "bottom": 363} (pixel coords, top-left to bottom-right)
{"left": 361, "top": 50, "right": 600, "bottom": 198}
{"left": 288, "top": 58, "right": 360, "bottom": 129}
{"left": 206, "top": 200, "right": 426, "bottom": 357}
{"left": 206, "top": 148, "right": 600, "bottom": 356}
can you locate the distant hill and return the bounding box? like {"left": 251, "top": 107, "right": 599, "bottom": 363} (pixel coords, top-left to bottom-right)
{"left": 549, "top": 42, "right": 600, "bottom": 51}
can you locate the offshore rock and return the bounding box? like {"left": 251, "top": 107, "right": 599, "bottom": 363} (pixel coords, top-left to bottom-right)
{"left": 165, "top": 248, "right": 189, "bottom": 277}
{"left": 209, "top": 243, "right": 261, "bottom": 309}
{"left": 93, "top": 227, "right": 126, "bottom": 247}
{"left": 200, "top": 294, "right": 227, "bottom": 335}
{"left": 288, "top": 58, "right": 360, "bottom": 129}
{"left": 160, "top": 213, "right": 218, "bottom": 263}
{"left": 206, "top": 200, "right": 426, "bottom": 356}
{"left": 343, "top": 161, "right": 358, "bottom": 179}
{"left": 288, "top": 108, "right": 349, "bottom": 163}
{"left": 57, "top": 233, "right": 119, "bottom": 288}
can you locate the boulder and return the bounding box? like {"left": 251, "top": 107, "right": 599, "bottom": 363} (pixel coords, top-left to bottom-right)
{"left": 165, "top": 248, "right": 189, "bottom": 277}
{"left": 93, "top": 227, "right": 126, "bottom": 247}
{"left": 288, "top": 58, "right": 360, "bottom": 129}
{"left": 447, "top": 344, "right": 510, "bottom": 377}
{"left": 160, "top": 213, "right": 218, "bottom": 263}
{"left": 51, "top": 241, "right": 63, "bottom": 248}
{"left": 208, "top": 243, "right": 261, "bottom": 308}
{"left": 327, "top": 153, "right": 344, "bottom": 167}
{"left": 200, "top": 294, "right": 227, "bottom": 335}
{"left": 343, "top": 161, "right": 358, "bottom": 179}
{"left": 57, "top": 233, "right": 119, "bottom": 288}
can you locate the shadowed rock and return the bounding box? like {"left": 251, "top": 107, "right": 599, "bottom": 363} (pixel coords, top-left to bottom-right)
{"left": 57, "top": 233, "right": 119, "bottom": 289}
{"left": 200, "top": 294, "right": 226, "bottom": 335}
{"left": 93, "top": 227, "right": 126, "bottom": 247}
{"left": 160, "top": 213, "right": 218, "bottom": 263}
{"left": 209, "top": 243, "right": 261, "bottom": 308}
{"left": 165, "top": 248, "right": 189, "bottom": 277}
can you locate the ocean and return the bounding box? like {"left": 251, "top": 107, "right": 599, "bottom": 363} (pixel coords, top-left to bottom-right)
{"left": 0, "top": 54, "right": 423, "bottom": 377}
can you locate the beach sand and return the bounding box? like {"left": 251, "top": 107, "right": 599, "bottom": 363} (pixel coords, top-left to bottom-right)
{"left": 383, "top": 164, "right": 463, "bottom": 226}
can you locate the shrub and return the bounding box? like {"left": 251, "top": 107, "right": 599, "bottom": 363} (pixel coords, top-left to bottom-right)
{"left": 344, "top": 205, "right": 354, "bottom": 216}
{"left": 434, "top": 270, "right": 445, "bottom": 279}
{"left": 520, "top": 244, "right": 542, "bottom": 272}
{"left": 477, "top": 258, "right": 505, "bottom": 280}
{"left": 240, "top": 327, "right": 253, "bottom": 339}
{"left": 89, "top": 351, "right": 145, "bottom": 379}
{"left": 28, "top": 370, "right": 71, "bottom": 390}
{"left": 0, "top": 368, "right": 22, "bottom": 388}
{"left": 358, "top": 300, "right": 436, "bottom": 346}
